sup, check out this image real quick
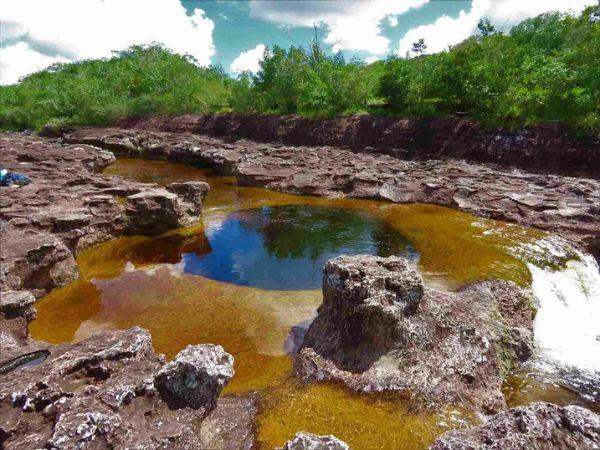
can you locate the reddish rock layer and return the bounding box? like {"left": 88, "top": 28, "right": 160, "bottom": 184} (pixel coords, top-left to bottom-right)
{"left": 116, "top": 114, "right": 600, "bottom": 179}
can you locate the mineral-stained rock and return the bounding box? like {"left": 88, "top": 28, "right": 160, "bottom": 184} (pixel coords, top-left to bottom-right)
{"left": 154, "top": 344, "right": 234, "bottom": 413}
{"left": 301, "top": 255, "right": 424, "bottom": 372}
{"left": 0, "top": 290, "right": 36, "bottom": 321}
{"left": 277, "top": 431, "right": 350, "bottom": 450}
{"left": 430, "top": 402, "right": 600, "bottom": 450}
{"left": 296, "top": 255, "right": 536, "bottom": 414}
{"left": 0, "top": 133, "right": 208, "bottom": 296}
{"left": 0, "top": 327, "right": 243, "bottom": 450}
{"left": 61, "top": 127, "right": 600, "bottom": 262}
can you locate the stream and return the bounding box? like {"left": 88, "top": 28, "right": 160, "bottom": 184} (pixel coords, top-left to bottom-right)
{"left": 30, "top": 158, "right": 600, "bottom": 449}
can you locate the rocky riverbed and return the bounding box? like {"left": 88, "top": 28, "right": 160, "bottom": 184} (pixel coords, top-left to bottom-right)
{"left": 1, "top": 129, "right": 599, "bottom": 449}
{"left": 63, "top": 127, "right": 600, "bottom": 262}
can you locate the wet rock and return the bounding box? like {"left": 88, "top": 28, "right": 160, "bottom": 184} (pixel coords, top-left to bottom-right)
{"left": 0, "top": 290, "right": 36, "bottom": 321}
{"left": 198, "top": 394, "right": 258, "bottom": 450}
{"left": 278, "top": 432, "right": 350, "bottom": 450}
{"left": 154, "top": 344, "right": 234, "bottom": 413}
{"left": 0, "top": 327, "right": 245, "bottom": 450}
{"left": 430, "top": 402, "right": 600, "bottom": 449}
{"left": 61, "top": 127, "right": 600, "bottom": 261}
{"left": 301, "top": 255, "right": 423, "bottom": 372}
{"left": 167, "top": 181, "right": 210, "bottom": 216}
{"left": 296, "top": 255, "right": 536, "bottom": 413}
{"left": 0, "top": 133, "right": 207, "bottom": 296}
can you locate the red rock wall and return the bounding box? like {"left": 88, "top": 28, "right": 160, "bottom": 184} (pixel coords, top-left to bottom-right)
{"left": 116, "top": 114, "right": 600, "bottom": 179}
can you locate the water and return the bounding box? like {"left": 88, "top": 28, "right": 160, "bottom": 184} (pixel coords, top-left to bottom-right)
{"left": 30, "top": 158, "right": 600, "bottom": 448}
{"left": 185, "top": 205, "right": 417, "bottom": 290}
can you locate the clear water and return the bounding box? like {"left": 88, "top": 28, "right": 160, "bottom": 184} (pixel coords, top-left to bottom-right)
{"left": 184, "top": 205, "right": 418, "bottom": 290}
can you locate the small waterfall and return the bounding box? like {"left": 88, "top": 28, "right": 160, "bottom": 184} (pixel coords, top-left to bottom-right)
{"left": 526, "top": 245, "right": 600, "bottom": 398}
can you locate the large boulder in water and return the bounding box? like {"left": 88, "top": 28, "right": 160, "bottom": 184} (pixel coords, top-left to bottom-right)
{"left": 296, "top": 255, "right": 537, "bottom": 413}
{"left": 154, "top": 344, "right": 234, "bottom": 413}
{"left": 278, "top": 431, "right": 350, "bottom": 450}
{"left": 430, "top": 402, "right": 600, "bottom": 449}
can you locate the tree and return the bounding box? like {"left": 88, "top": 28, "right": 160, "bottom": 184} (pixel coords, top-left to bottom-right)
{"left": 477, "top": 18, "right": 496, "bottom": 36}
{"left": 411, "top": 38, "right": 427, "bottom": 55}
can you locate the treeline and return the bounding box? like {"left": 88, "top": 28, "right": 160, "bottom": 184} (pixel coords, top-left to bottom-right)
{"left": 1, "top": 5, "right": 598, "bottom": 133}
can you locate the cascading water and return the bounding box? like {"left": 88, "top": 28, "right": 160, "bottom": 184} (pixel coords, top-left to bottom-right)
{"left": 524, "top": 239, "right": 600, "bottom": 399}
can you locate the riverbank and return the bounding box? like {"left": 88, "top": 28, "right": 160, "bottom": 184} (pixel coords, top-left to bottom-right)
{"left": 65, "top": 126, "right": 600, "bottom": 262}
{"left": 2, "top": 130, "right": 595, "bottom": 446}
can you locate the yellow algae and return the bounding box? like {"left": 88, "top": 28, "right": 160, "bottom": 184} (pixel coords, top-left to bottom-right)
{"left": 256, "top": 380, "right": 476, "bottom": 449}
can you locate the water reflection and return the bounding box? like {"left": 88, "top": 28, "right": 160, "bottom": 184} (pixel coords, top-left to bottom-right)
{"left": 184, "top": 205, "right": 418, "bottom": 290}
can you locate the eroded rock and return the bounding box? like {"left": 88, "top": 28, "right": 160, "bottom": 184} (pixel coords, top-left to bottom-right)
{"left": 0, "top": 327, "right": 242, "bottom": 449}
{"left": 278, "top": 431, "right": 350, "bottom": 450}
{"left": 296, "top": 255, "right": 536, "bottom": 413}
{"left": 430, "top": 402, "right": 600, "bottom": 450}
{"left": 154, "top": 344, "right": 234, "bottom": 413}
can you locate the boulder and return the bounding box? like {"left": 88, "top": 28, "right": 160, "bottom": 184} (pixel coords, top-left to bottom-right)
{"left": 167, "top": 181, "right": 210, "bottom": 216}
{"left": 154, "top": 344, "right": 234, "bottom": 413}
{"left": 430, "top": 402, "right": 600, "bottom": 450}
{"left": 0, "top": 328, "right": 244, "bottom": 449}
{"left": 278, "top": 432, "right": 350, "bottom": 450}
{"left": 302, "top": 255, "right": 423, "bottom": 372}
{"left": 296, "top": 255, "right": 536, "bottom": 413}
{"left": 0, "top": 290, "right": 36, "bottom": 321}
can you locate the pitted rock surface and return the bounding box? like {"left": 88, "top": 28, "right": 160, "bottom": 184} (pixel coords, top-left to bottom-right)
{"left": 0, "top": 133, "right": 208, "bottom": 296}
{"left": 0, "top": 327, "right": 242, "bottom": 450}
{"left": 430, "top": 402, "right": 600, "bottom": 449}
{"left": 296, "top": 255, "right": 536, "bottom": 414}
{"left": 62, "top": 127, "right": 600, "bottom": 262}
{"left": 154, "top": 343, "right": 234, "bottom": 413}
{"left": 277, "top": 431, "right": 350, "bottom": 450}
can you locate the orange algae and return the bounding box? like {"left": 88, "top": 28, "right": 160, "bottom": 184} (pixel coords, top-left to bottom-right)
{"left": 29, "top": 158, "right": 564, "bottom": 449}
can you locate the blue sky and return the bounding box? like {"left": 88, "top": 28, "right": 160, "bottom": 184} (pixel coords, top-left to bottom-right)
{"left": 0, "top": 0, "right": 595, "bottom": 84}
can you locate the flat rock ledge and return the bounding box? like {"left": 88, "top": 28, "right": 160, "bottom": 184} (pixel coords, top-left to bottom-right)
{"left": 430, "top": 402, "right": 600, "bottom": 450}
{"left": 295, "top": 255, "right": 537, "bottom": 414}
{"left": 278, "top": 431, "right": 350, "bottom": 450}
{"left": 0, "top": 133, "right": 209, "bottom": 297}
{"left": 63, "top": 127, "right": 600, "bottom": 261}
{"left": 0, "top": 326, "right": 246, "bottom": 450}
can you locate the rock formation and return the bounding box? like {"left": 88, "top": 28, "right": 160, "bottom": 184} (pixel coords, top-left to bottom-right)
{"left": 0, "top": 133, "right": 209, "bottom": 296}
{"left": 278, "top": 432, "right": 350, "bottom": 450}
{"left": 295, "top": 255, "right": 536, "bottom": 414}
{"left": 61, "top": 127, "right": 600, "bottom": 261}
{"left": 0, "top": 326, "right": 239, "bottom": 449}
{"left": 430, "top": 402, "right": 600, "bottom": 449}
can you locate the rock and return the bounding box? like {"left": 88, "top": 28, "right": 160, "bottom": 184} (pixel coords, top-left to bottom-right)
{"left": 154, "top": 344, "right": 234, "bottom": 413}
{"left": 167, "top": 181, "right": 210, "bottom": 216}
{"left": 124, "top": 189, "right": 187, "bottom": 235}
{"left": 301, "top": 255, "right": 423, "bottom": 372}
{"left": 430, "top": 402, "right": 600, "bottom": 450}
{"left": 0, "top": 327, "right": 246, "bottom": 449}
{"left": 296, "top": 255, "right": 536, "bottom": 413}
{"left": 278, "top": 432, "right": 350, "bottom": 450}
{"left": 0, "top": 290, "right": 36, "bottom": 321}
{"left": 60, "top": 127, "right": 600, "bottom": 262}
{"left": 0, "top": 133, "right": 207, "bottom": 296}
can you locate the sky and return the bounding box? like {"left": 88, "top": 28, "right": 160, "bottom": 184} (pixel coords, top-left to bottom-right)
{"left": 0, "top": 0, "right": 596, "bottom": 85}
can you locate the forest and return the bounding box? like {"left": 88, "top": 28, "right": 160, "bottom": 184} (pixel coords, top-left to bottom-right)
{"left": 1, "top": 4, "right": 598, "bottom": 133}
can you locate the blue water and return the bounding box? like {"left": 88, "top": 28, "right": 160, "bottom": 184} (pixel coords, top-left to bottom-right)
{"left": 183, "top": 205, "right": 418, "bottom": 290}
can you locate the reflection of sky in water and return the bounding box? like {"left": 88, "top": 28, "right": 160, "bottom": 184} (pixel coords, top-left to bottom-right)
{"left": 183, "top": 205, "right": 419, "bottom": 290}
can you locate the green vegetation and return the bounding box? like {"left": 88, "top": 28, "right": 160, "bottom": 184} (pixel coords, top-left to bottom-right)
{"left": 0, "top": 45, "right": 231, "bottom": 131}
{"left": 1, "top": 5, "right": 598, "bottom": 132}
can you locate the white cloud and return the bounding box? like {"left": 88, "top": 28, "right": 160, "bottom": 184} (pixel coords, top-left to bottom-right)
{"left": 249, "top": 0, "right": 428, "bottom": 55}
{"left": 365, "top": 55, "right": 380, "bottom": 64}
{"left": 0, "top": 42, "right": 68, "bottom": 84}
{"left": 388, "top": 16, "right": 399, "bottom": 27}
{"left": 230, "top": 44, "right": 266, "bottom": 73}
{"left": 0, "top": 0, "right": 215, "bottom": 85}
{"left": 397, "top": 0, "right": 596, "bottom": 56}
